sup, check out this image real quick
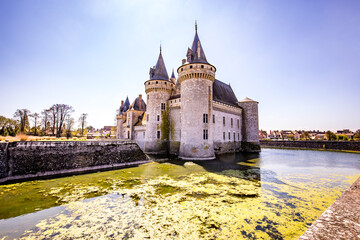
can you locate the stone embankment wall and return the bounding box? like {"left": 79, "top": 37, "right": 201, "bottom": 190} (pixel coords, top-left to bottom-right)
{"left": 260, "top": 140, "right": 360, "bottom": 152}
{"left": 300, "top": 176, "right": 360, "bottom": 239}
{"left": 0, "top": 141, "right": 148, "bottom": 183}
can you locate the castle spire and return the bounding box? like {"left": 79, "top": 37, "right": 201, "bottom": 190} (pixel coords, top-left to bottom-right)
{"left": 189, "top": 22, "right": 208, "bottom": 64}
{"left": 149, "top": 46, "right": 169, "bottom": 81}
{"left": 171, "top": 68, "right": 175, "bottom": 79}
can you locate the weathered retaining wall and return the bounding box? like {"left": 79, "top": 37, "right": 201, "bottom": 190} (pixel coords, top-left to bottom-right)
{"left": 300, "top": 176, "right": 360, "bottom": 239}
{"left": 260, "top": 140, "right": 360, "bottom": 151}
{"left": 0, "top": 143, "right": 8, "bottom": 178}
{"left": 0, "top": 141, "right": 148, "bottom": 183}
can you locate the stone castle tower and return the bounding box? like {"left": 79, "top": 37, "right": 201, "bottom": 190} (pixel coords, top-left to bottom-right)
{"left": 177, "top": 24, "right": 216, "bottom": 160}
{"left": 116, "top": 24, "right": 260, "bottom": 159}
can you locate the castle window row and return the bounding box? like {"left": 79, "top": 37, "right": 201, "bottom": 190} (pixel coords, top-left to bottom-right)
{"left": 203, "top": 129, "right": 208, "bottom": 140}
{"left": 221, "top": 116, "right": 240, "bottom": 129}
{"left": 223, "top": 131, "right": 240, "bottom": 141}
{"left": 180, "top": 66, "right": 214, "bottom": 72}
{"left": 203, "top": 114, "right": 208, "bottom": 123}
{"left": 161, "top": 103, "right": 166, "bottom": 111}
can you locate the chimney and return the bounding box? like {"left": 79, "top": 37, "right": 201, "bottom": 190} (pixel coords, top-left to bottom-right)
{"left": 182, "top": 59, "right": 186, "bottom": 65}
{"left": 121, "top": 100, "right": 124, "bottom": 107}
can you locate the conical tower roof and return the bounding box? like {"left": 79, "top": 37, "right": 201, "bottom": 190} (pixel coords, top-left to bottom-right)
{"left": 188, "top": 22, "right": 208, "bottom": 64}
{"left": 150, "top": 47, "right": 169, "bottom": 81}
{"left": 122, "top": 96, "right": 130, "bottom": 112}
{"left": 171, "top": 68, "right": 175, "bottom": 79}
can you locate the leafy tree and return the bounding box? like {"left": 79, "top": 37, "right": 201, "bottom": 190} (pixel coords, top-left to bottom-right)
{"left": 287, "top": 134, "right": 295, "bottom": 140}
{"left": 0, "top": 116, "right": 19, "bottom": 136}
{"left": 13, "top": 109, "right": 30, "bottom": 133}
{"left": 354, "top": 130, "right": 360, "bottom": 140}
{"left": 337, "top": 134, "right": 349, "bottom": 141}
{"left": 300, "top": 131, "right": 311, "bottom": 140}
{"left": 325, "top": 131, "right": 337, "bottom": 141}
{"left": 78, "top": 113, "right": 88, "bottom": 137}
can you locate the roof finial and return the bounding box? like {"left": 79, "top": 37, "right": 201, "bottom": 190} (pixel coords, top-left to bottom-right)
{"left": 160, "top": 41, "right": 162, "bottom": 53}
{"left": 195, "top": 20, "right": 197, "bottom": 33}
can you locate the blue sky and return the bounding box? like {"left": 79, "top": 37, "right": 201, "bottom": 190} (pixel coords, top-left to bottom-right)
{"left": 0, "top": 0, "right": 359, "bottom": 131}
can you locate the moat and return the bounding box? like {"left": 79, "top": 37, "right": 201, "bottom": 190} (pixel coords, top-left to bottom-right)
{"left": 0, "top": 148, "right": 359, "bottom": 239}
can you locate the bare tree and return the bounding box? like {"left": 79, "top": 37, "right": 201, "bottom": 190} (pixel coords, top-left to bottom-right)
{"left": 48, "top": 104, "right": 73, "bottom": 137}
{"left": 65, "top": 116, "right": 74, "bottom": 139}
{"left": 31, "top": 112, "right": 40, "bottom": 136}
{"left": 78, "top": 113, "right": 88, "bottom": 137}
{"left": 57, "top": 104, "right": 73, "bottom": 138}
{"left": 41, "top": 109, "right": 50, "bottom": 135}
{"left": 13, "top": 109, "right": 31, "bottom": 133}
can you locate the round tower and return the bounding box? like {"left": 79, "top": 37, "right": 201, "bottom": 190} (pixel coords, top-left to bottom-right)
{"left": 238, "top": 97, "right": 260, "bottom": 152}
{"left": 178, "top": 24, "right": 216, "bottom": 160}
{"left": 144, "top": 48, "right": 174, "bottom": 154}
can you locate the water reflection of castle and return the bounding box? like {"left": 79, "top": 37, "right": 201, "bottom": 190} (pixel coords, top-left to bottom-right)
{"left": 116, "top": 24, "right": 260, "bottom": 160}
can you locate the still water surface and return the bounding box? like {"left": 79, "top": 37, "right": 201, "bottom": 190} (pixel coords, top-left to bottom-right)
{"left": 0, "top": 148, "right": 359, "bottom": 239}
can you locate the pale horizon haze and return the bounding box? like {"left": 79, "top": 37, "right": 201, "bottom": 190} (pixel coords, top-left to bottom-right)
{"left": 0, "top": 0, "right": 359, "bottom": 132}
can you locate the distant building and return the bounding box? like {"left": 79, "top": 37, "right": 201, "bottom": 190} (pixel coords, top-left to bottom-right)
{"left": 116, "top": 24, "right": 260, "bottom": 160}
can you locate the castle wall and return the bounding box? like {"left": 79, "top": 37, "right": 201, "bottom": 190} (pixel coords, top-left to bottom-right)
{"left": 179, "top": 77, "right": 215, "bottom": 159}
{"left": 144, "top": 82, "right": 172, "bottom": 154}
{"left": 238, "top": 101, "right": 259, "bottom": 143}
{"left": 169, "top": 105, "right": 181, "bottom": 155}
{"left": 212, "top": 105, "right": 242, "bottom": 153}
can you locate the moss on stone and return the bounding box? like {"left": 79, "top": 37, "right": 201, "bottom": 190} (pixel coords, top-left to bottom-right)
{"left": 160, "top": 105, "right": 170, "bottom": 141}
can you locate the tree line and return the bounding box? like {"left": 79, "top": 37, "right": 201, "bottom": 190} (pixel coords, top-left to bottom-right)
{"left": 0, "top": 104, "right": 89, "bottom": 138}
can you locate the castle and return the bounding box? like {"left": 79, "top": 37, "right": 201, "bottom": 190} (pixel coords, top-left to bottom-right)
{"left": 116, "top": 24, "right": 260, "bottom": 160}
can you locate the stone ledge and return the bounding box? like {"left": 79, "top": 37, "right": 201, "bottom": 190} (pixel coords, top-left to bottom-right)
{"left": 300, "top": 176, "right": 360, "bottom": 239}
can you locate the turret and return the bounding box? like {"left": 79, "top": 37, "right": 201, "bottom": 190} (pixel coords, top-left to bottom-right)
{"left": 177, "top": 23, "right": 216, "bottom": 160}
{"left": 238, "top": 97, "right": 260, "bottom": 152}
{"left": 144, "top": 47, "right": 174, "bottom": 153}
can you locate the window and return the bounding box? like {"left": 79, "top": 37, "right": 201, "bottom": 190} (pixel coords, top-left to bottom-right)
{"left": 223, "top": 132, "right": 225, "bottom": 140}
{"left": 237, "top": 119, "right": 240, "bottom": 128}
{"left": 203, "top": 129, "right": 208, "bottom": 140}
{"left": 156, "top": 81, "right": 158, "bottom": 84}
{"left": 203, "top": 114, "right": 208, "bottom": 123}
{"left": 233, "top": 132, "right": 236, "bottom": 142}
{"left": 223, "top": 116, "right": 226, "bottom": 126}
{"left": 201, "top": 65, "right": 204, "bottom": 68}
{"left": 228, "top": 132, "right": 231, "bottom": 140}
{"left": 213, "top": 115, "right": 215, "bottom": 123}
{"left": 181, "top": 68, "right": 183, "bottom": 71}
{"left": 161, "top": 103, "right": 166, "bottom": 111}
{"left": 165, "top": 82, "right": 167, "bottom": 85}
{"left": 157, "top": 131, "right": 160, "bottom": 139}
{"left": 231, "top": 118, "right": 233, "bottom": 128}
{"left": 190, "top": 65, "right": 193, "bottom": 69}
{"left": 157, "top": 115, "right": 160, "bottom": 121}
{"left": 238, "top": 133, "right": 240, "bottom": 141}
{"left": 147, "top": 114, "right": 149, "bottom": 121}
{"left": 143, "top": 132, "right": 145, "bottom": 138}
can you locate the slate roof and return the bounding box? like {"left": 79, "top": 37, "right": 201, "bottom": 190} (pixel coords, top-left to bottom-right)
{"left": 120, "top": 97, "right": 130, "bottom": 113}
{"left": 187, "top": 25, "right": 208, "bottom": 64}
{"left": 132, "top": 96, "right": 147, "bottom": 111}
{"left": 213, "top": 79, "right": 240, "bottom": 108}
{"left": 149, "top": 49, "right": 169, "bottom": 81}
{"left": 171, "top": 69, "right": 175, "bottom": 79}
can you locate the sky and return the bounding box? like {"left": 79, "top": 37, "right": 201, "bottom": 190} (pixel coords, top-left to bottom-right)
{"left": 0, "top": 0, "right": 359, "bottom": 132}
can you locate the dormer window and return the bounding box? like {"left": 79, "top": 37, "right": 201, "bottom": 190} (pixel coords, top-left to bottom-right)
{"left": 190, "top": 65, "right": 193, "bottom": 69}
{"left": 201, "top": 65, "right": 204, "bottom": 68}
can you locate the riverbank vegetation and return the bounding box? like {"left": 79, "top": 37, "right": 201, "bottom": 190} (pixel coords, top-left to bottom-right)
{"left": 0, "top": 104, "right": 90, "bottom": 141}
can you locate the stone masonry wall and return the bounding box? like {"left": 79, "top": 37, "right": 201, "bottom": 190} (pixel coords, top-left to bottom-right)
{"left": 260, "top": 140, "right": 360, "bottom": 151}
{"left": 0, "top": 141, "right": 148, "bottom": 183}
{"left": 0, "top": 143, "right": 8, "bottom": 178}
